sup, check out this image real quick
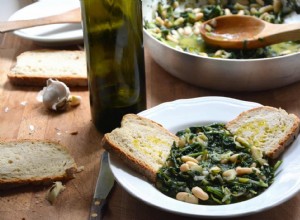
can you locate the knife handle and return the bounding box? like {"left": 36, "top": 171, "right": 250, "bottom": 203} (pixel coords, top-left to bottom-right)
{"left": 89, "top": 198, "right": 107, "bottom": 220}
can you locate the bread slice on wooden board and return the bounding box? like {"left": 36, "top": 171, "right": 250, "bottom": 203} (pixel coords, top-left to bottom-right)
{"left": 0, "top": 139, "right": 78, "bottom": 188}
{"left": 226, "top": 106, "right": 300, "bottom": 159}
{"left": 8, "top": 49, "right": 87, "bottom": 87}
{"left": 102, "top": 114, "right": 179, "bottom": 183}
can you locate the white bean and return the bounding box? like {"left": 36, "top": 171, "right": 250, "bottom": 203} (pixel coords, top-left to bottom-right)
{"left": 155, "top": 17, "right": 164, "bottom": 26}
{"left": 176, "top": 192, "right": 199, "bottom": 204}
{"left": 234, "top": 2, "right": 248, "bottom": 10}
{"left": 236, "top": 166, "right": 253, "bottom": 175}
{"left": 192, "top": 187, "right": 209, "bottom": 201}
{"left": 190, "top": 164, "right": 203, "bottom": 172}
{"left": 195, "top": 12, "right": 204, "bottom": 21}
{"left": 256, "top": 0, "right": 264, "bottom": 6}
{"left": 166, "top": 35, "right": 179, "bottom": 44}
{"left": 222, "top": 169, "right": 237, "bottom": 181}
{"left": 259, "top": 5, "right": 274, "bottom": 13}
{"left": 186, "top": 161, "right": 198, "bottom": 167}
{"left": 181, "top": 155, "right": 198, "bottom": 163}
{"left": 237, "top": 10, "right": 245, "bottom": 15}
{"left": 180, "top": 163, "right": 190, "bottom": 172}
{"left": 210, "top": 166, "right": 221, "bottom": 174}
{"left": 183, "top": 26, "right": 192, "bottom": 36}
{"left": 229, "top": 154, "right": 239, "bottom": 163}
{"left": 250, "top": 7, "right": 259, "bottom": 15}
{"left": 224, "top": 8, "right": 232, "bottom": 15}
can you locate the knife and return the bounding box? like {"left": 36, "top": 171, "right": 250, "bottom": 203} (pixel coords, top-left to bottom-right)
{"left": 89, "top": 151, "right": 115, "bottom": 220}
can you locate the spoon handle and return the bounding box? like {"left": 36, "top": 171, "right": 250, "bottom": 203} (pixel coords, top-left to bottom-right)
{"left": 263, "top": 22, "right": 300, "bottom": 43}
{"left": 0, "top": 8, "right": 81, "bottom": 33}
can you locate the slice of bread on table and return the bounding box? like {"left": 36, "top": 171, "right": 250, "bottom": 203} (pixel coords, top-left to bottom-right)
{"left": 102, "top": 114, "right": 179, "bottom": 182}
{"left": 103, "top": 107, "right": 300, "bottom": 183}
{"left": 0, "top": 139, "right": 77, "bottom": 188}
{"left": 8, "top": 49, "right": 87, "bottom": 87}
{"left": 226, "top": 106, "right": 300, "bottom": 159}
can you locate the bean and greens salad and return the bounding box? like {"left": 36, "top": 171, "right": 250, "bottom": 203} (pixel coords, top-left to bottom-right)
{"left": 145, "top": 0, "right": 300, "bottom": 59}
{"left": 156, "top": 124, "right": 281, "bottom": 205}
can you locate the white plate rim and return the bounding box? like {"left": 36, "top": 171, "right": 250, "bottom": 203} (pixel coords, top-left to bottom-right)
{"left": 8, "top": 0, "right": 83, "bottom": 44}
{"left": 109, "top": 96, "right": 300, "bottom": 218}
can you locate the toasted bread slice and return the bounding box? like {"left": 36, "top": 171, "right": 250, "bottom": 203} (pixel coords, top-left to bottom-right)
{"left": 8, "top": 49, "right": 87, "bottom": 87}
{"left": 0, "top": 139, "right": 77, "bottom": 188}
{"left": 226, "top": 106, "right": 300, "bottom": 159}
{"left": 102, "top": 114, "right": 179, "bottom": 182}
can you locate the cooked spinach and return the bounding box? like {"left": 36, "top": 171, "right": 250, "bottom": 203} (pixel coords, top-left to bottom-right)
{"left": 156, "top": 124, "right": 279, "bottom": 205}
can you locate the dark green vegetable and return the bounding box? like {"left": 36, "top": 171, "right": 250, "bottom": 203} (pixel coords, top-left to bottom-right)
{"left": 156, "top": 124, "right": 280, "bottom": 205}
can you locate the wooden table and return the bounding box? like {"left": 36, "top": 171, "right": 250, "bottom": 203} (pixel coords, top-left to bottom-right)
{"left": 1, "top": 32, "right": 300, "bottom": 220}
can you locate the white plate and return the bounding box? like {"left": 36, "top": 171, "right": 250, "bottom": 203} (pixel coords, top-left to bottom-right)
{"left": 8, "top": 0, "right": 83, "bottom": 45}
{"left": 109, "top": 96, "right": 300, "bottom": 218}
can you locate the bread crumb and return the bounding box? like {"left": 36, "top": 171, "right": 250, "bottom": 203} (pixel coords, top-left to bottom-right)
{"left": 77, "top": 166, "right": 84, "bottom": 173}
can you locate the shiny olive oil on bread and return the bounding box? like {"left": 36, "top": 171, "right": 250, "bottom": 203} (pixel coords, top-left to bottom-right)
{"left": 81, "top": 0, "right": 146, "bottom": 133}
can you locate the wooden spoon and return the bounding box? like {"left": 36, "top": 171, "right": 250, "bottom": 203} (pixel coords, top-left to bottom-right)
{"left": 200, "top": 15, "right": 300, "bottom": 49}
{"left": 0, "top": 8, "right": 81, "bottom": 33}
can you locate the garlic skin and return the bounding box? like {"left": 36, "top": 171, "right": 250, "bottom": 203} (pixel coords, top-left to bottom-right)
{"left": 38, "top": 79, "right": 70, "bottom": 111}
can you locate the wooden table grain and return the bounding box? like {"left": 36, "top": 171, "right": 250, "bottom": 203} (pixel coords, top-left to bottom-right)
{"left": 1, "top": 32, "right": 300, "bottom": 220}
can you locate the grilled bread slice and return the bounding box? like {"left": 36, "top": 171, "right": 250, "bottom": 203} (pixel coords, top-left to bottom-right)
{"left": 102, "top": 114, "right": 179, "bottom": 182}
{"left": 0, "top": 139, "right": 77, "bottom": 188}
{"left": 226, "top": 106, "right": 300, "bottom": 159}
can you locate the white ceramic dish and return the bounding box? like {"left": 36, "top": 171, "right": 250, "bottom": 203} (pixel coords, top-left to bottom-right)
{"left": 109, "top": 96, "right": 300, "bottom": 218}
{"left": 8, "top": 0, "right": 83, "bottom": 45}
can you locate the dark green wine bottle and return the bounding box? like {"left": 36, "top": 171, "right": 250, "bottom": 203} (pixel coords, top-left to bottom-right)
{"left": 80, "top": 0, "right": 146, "bottom": 133}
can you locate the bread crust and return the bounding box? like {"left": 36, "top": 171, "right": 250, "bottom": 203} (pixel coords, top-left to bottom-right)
{"left": 7, "top": 73, "right": 88, "bottom": 87}
{"left": 226, "top": 106, "right": 300, "bottom": 159}
{"left": 102, "top": 138, "right": 158, "bottom": 182}
{"left": 0, "top": 139, "right": 77, "bottom": 189}
{"left": 102, "top": 114, "right": 179, "bottom": 183}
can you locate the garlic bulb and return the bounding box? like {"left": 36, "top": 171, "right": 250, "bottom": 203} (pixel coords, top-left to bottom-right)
{"left": 37, "top": 79, "right": 70, "bottom": 111}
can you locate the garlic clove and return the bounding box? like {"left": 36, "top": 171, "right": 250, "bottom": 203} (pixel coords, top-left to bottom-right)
{"left": 39, "top": 79, "right": 70, "bottom": 111}
{"left": 46, "top": 181, "right": 66, "bottom": 205}
{"left": 68, "top": 95, "right": 82, "bottom": 107}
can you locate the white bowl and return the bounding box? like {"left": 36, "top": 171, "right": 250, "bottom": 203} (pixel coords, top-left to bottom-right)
{"left": 109, "top": 96, "right": 300, "bottom": 218}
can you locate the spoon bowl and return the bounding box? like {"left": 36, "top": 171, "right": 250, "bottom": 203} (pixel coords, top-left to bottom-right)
{"left": 200, "top": 15, "right": 300, "bottom": 49}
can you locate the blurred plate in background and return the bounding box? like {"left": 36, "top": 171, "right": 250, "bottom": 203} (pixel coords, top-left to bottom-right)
{"left": 8, "top": 0, "right": 83, "bottom": 45}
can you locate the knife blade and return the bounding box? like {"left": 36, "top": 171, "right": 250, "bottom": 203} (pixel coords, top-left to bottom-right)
{"left": 89, "top": 151, "right": 115, "bottom": 220}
